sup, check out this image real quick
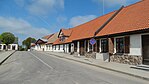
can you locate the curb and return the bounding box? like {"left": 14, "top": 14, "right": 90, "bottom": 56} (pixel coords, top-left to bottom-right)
{"left": 0, "top": 51, "right": 16, "bottom": 65}
{"left": 49, "top": 53, "right": 149, "bottom": 81}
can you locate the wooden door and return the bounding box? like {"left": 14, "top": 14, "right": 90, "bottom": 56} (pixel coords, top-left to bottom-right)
{"left": 109, "top": 38, "right": 114, "bottom": 54}
{"left": 142, "top": 35, "right": 149, "bottom": 65}
{"left": 79, "top": 40, "right": 85, "bottom": 55}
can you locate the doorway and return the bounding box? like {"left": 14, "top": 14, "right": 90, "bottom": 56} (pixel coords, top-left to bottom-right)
{"left": 3, "top": 45, "right": 6, "bottom": 50}
{"left": 142, "top": 35, "right": 149, "bottom": 65}
{"left": 12, "top": 45, "right": 16, "bottom": 50}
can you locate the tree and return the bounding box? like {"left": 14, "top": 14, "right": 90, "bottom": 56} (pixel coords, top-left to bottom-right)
{"left": 19, "top": 45, "right": 25, "bottom": 51}
{"left": 22, "top": 37, "right": 36, "bottom": 50}
{"left": 0, "top": 32, "right": 15, "bottom": 50}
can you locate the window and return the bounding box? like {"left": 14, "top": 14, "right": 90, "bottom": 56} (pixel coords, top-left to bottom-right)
{"left": 116, "top": 38, "right": 124, "bottom": 53}
{"left": 93, "top": 39, "right": 100, "bottom": 52}
{"left": 60, "top": 36, "right": 65, "bottom": 42}
{"left": 101, "top": 39, "right": 108, "bottom": 53}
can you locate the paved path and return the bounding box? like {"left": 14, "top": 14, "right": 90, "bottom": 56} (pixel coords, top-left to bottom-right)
{"left": 0, "top": 51, "right": 148, "bottom": 84}
{"left": 0, "top": 51, "right": 15, "bottom": 65}
{"left": 44, "top": 51, "right": 149, "bottom": 80}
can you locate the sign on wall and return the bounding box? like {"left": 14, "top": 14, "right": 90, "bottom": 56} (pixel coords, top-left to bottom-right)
{"left": 90, "top": 38, "right": 96, "bottom": 45}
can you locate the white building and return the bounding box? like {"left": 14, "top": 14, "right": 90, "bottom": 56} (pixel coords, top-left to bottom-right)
{"left": 0, "top": 44, "right": 18, "bottom": 50}
{"left": 32, "top": 32, "right": 59, "bottom": 51}
{"left": 0, "top": 37, "right": 18, "bottom": 51}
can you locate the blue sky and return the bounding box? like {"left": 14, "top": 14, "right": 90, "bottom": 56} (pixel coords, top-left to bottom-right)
{"left": 0, "top": 0, "right": 140, "bottom": 44}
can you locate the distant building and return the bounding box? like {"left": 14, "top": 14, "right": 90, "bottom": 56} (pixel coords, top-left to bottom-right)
{"left": 0, "top": 37, "right": 18, "bottom": 50}
{"left": 32, "top": 33, "right": 58, "bottom": 51}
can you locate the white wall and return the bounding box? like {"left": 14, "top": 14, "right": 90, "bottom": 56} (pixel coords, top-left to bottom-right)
{"left": 40, "top": 44, "right": 46, "bottom": 51}
{"left": 46, "top": 44, "right": 53, "bottom": 51}
{"left": 63, "top": 44, "right": 69, "bottom": 53}
{"left": 129, "top": 34, "right": 142, "bottom": 56}
{"left": 87, "top": 40, "right": 90, "bottom": 52}
{"left": 34, "top": 44, "right": 46, "bottom": 51}
{"left": 113, "top": 34, "right": 142, "bottom": 56}
{"left": 52, "top": 45, "right": 64, "bottom": 52}
{"left": 60, "top": 45, "right": 64, "bottom": 52}
{"left": 71, "top": 43, "right": 74, "bottom": 52}
{"left": 0, "top": 44, "right": 18, "bottom": 50}
{"left": 66, "top": 44, "right": 69, "bottom": 53}
{"left": 42, "top": 44, "right": 53, "bottom": 51}
{"left": 77, "top": 41, "right": 79, "bottom": 53}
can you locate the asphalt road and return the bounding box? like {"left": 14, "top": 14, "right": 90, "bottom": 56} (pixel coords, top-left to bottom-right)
{"left": 0, "top": 51, "right": 148, "bottom": 84}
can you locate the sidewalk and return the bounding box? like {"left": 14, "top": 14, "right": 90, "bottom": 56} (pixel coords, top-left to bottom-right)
{"left": 0, "top": 50, "right": 16, "bottom": 65}
{"left": 45, "top": 51, "right": 149, "bottom": 81}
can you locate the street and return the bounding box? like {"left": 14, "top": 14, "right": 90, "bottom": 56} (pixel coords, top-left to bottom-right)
{"left": 0, "top": 51, "right": 148, "bottom": 84}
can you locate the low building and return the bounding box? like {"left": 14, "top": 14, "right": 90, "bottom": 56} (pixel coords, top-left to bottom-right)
{"left": 51, "top": 0, "right": 149, "bottom": 65}
{"left": 0, "top": 37, "right": 18, "bottom": 50}
{"left": 33, "top": 0, "right": 149, "bottom": 65}
{"left": 33, "top": 33, "right": 58, "bottom": 51}
{"left": 53, "top": 29, "right": 73, "bottom": 53}
{"left": 34, "top": 39, "right": 48, "bottom": 51}
{"left": 94, "top": 0, "right": 149, "bottom": 65}
{"left": 45, "top": 32, "right": 59, "bottom": 51}
{"left": 30, "top": 43, "right": 36, "bottom": 51}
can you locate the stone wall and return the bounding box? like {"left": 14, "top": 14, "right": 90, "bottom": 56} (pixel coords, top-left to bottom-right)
{"left": 72, "top": 52, "right": 79, "bottom": 56}
{"left": 85, "top": 52, "right": 96, "bottom": 59}
{"left": 110, "top": 54, "right": 142, "bottom": 65}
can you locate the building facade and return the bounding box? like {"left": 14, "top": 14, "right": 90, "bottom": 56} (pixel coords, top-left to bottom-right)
{"left": 0, "top": 37, "right": 18, "bottom": 51}
{"left": 32, "top": 0, "right": 149, "bottom": 65}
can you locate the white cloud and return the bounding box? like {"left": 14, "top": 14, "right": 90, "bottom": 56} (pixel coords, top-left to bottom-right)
{"left": 69, "top": 15, "right": 97, "bottom": 27}
{"left": 0, "top": 16, "right": 50, "bottom": 39}
{"left": 15, "top": 0, "right": 64, "bottom": 15}
{"left": 92, "top": 0, "right": 127, "bottom": 7}
{"left": 56, "top": 16, "right": 67, "bottom": 23}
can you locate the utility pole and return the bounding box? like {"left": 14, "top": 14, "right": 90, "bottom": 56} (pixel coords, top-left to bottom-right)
{"left": 103, "top": 0, "right": 105, "bottom": 15}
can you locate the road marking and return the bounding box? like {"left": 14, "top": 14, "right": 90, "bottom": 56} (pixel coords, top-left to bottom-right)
{"left": 29, "top": 52, "right": 54, "bottom": 70}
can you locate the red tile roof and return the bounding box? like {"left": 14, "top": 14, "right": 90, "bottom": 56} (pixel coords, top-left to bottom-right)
{"left": 53, "top": 11, "right": 117, "bottom": 45}
{"left": 53, "top": 28, "right": 73, "bottom": 45}
{"left": 42, "top": 34, "right": 54, "bottom": 40}
{"left": 53, "top": 0, "right": 149, "bottom": 45}
{"left": 65, "top": 12, "right": 115, "bottom": 42}
{"left": 96, "top": 0, "right": 149, "bottom": 36}
{"left": 53, "top": 38, "right": 64, "bottom": 45}
{"left": 31, "top": 43, "right": 36, "bottom": 47}
{"left": 61, "top": 29, "right": 72, "bottom": 37}
{"left": 46, "top": 32, "right": 59, "bottom": 44}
